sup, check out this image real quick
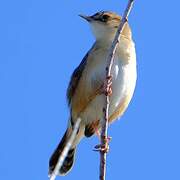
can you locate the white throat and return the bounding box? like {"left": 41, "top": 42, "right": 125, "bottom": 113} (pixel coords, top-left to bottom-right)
{"left": 90, "top": 22, "right": 116, "bottom": 42}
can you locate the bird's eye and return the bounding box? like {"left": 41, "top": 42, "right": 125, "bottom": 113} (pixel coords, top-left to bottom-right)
{"left": 101, "top": 14, "right": 109, "bottom": 22}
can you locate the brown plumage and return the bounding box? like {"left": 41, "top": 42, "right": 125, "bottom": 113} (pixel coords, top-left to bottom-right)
{"left": 49, "top": 11, "right": 136, "bottom": 176}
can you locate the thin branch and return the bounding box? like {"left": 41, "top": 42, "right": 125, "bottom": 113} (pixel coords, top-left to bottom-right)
{"left": 49, "top": 118, "right": 81, "bottom": 180}
{"left": 100, "top": 1, "right": 135, "bottom": 180}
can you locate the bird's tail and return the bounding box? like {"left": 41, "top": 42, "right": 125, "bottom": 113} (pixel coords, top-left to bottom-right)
{"left": 49, "top": 126, "right": 77, "bottom": 176}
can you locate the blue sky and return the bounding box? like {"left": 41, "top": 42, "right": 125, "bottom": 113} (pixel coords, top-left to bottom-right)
{"left": 0, "top": 0, "right": 180, "bottom": 180}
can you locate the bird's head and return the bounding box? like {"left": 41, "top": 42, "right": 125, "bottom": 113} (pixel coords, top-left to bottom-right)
{"left": 79, "top": 11, "right": 132, "bottom": 42}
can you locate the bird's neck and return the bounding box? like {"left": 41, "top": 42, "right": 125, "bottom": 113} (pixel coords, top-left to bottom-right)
{"left": 95, "top": 34, "right": 132, "bottom": 50}
{"left": 95, "top": 34, "right": 116, "bottom": 47}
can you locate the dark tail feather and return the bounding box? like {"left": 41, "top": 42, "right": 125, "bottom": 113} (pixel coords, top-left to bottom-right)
{"left": 49, "top": 128, "right": 76, "bottom": 176}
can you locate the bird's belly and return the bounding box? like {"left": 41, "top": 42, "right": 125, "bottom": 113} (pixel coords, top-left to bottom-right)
{"left": 81, "top": 57, "right": 136, "bottom": 125}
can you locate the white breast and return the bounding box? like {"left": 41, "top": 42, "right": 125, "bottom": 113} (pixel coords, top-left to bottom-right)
{"left": 80, "top": 41, "right": 137, "bottom": 125}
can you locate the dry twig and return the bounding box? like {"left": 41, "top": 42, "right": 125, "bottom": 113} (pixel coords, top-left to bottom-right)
{"left": 99, "top": 1, "right": 135, "bottom": 180}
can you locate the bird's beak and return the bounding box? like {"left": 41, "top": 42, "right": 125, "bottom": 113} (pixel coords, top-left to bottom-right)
{"left": 79, "top": 14, "right": 93, "bottom": 22}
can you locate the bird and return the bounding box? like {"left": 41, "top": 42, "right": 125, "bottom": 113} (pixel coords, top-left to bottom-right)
{"left": 49, "top": 11, "right": 137, "bottom": 176}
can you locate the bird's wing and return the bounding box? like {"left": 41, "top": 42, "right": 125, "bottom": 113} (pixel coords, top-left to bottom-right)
{"left": 66, "top": 44, "right": 96, "bottom": 106}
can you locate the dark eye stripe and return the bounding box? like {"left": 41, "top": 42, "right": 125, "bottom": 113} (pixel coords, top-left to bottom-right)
{"left": 100, "top": 14, "right": 109, "bottom": 22}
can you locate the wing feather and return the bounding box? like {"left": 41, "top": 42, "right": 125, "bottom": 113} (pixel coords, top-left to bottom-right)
{"left": 67, "top": 44, "right": 95, "bottom": 106}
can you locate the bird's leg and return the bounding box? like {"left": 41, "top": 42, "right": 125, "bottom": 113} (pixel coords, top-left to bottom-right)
{"left": 94, "top": 127, "right": 112, "bottom": 153}
{"left": 94, "top": 128, "right": 100, "bottom": 140}
{"left": 93, "top": 76, "right": 112, "bottom": 152}
{"left": 100, "top": 75, "right": 113, "bottom": 96}
{"left": 95, "top": 128, "right": 112, "bottom": 142}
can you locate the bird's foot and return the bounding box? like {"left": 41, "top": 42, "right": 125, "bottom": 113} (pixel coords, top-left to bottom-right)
{"left": 93, "top": 136, "right": 112, "bottom": 153}
{"left": 100, "top": 75, "right": 113, "bottom": 96}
